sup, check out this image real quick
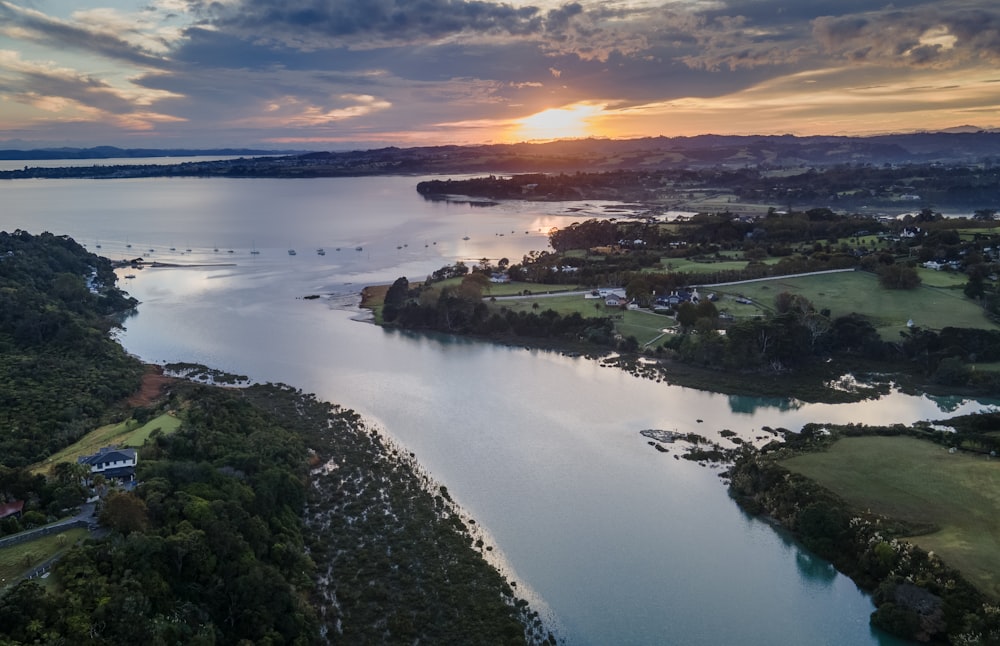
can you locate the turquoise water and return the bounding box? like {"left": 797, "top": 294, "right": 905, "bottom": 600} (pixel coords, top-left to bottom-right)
{"left": 6, "top": 173, "right": 987, "bottom": 644}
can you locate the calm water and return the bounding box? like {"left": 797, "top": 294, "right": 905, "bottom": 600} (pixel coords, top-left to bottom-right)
{"left": 4, "top": 172, "right": 992, "bottom": 645}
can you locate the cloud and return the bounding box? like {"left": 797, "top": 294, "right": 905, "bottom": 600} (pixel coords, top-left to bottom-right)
{"left": 0, "top": 1, "right": 172, "bottom": 68}
{"left": 253, "top": 93, "right": 392, "bottom": 127}
{"left": 813, "top": 4, "right": 1000, "bottom": 67}
{"left": 0, "top": 49, "right": 184, "bottom": 130}
{"left": 192, "top": 0, "right": 546, "bottom": 49}
{"left": 3, "top": 0, "right": 1000, "bottom": 147}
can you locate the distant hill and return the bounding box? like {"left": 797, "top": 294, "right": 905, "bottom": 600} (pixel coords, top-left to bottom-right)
{"left": 4, "top": 132, "right": 1000, "bottom": 180}
{"left": 0, "top": 145, "right": 302, "bottom": 160}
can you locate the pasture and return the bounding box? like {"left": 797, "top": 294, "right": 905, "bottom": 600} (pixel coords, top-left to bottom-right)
{"left": 711, "top": 271, "right": 997, "bottom": 337}
{"left": 31, "top": 412, "right": 182, "bottom": 475}
{"left": 781, "top": 435, "right": 1000, "bottom": 599}
{"left": 0, "top": 527, "right": 89, "bottom": 589}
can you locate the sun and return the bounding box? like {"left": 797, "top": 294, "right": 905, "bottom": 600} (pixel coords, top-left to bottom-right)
{"left": 513, "top": 103, "right": 604, "bottom": 141}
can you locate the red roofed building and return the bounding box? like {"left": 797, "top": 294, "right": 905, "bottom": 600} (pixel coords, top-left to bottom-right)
{"left": 0, "top": 500, "right": 24, "bottom": 520}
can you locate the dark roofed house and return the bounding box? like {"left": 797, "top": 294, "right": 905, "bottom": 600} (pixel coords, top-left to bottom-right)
{"left": 78, "top": 446, "right": 138, "bottom": 482}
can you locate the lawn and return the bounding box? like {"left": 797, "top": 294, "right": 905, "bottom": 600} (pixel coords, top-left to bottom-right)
{"left": 917, "top": 268, "right": 971, "bottom": 289}
{"left": 660, "top": 257, "right": 762, "bottom": 274}
{"left": 484, "top": 281, "right": 580, "bottom": 297}
{"left": 711, "top": 271, "right": 997, "bottom": 337}
{"left": 781, "top": 436, "right": 1000, "bottom": 599}
{"left": 0, "top": 527, "right": 89, "bottom": 589}
{"left": 615, "top": 309, "right": 678, "bottom": 346}
{"left": 31, "top": 412, "right": 182, "bottom": 475}
{"left": 489, "top": 293, "right": 605, "bottom": 319}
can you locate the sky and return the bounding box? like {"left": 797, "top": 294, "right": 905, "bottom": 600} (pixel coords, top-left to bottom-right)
{"left": 2, "top": 0, "right": 1000, "bottom": 150}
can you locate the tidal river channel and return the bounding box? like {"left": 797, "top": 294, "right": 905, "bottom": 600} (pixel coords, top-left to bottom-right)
{"left": 4, "top": 171, "right": 995, "bottom": 645}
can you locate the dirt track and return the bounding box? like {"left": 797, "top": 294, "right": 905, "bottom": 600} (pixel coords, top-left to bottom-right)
{"left": 126, "top": 364, "right": 176, "bottom": 407}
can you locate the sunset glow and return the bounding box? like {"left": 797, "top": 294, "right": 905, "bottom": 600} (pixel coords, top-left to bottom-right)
{"left": 513, "top": 104, "right": 605, "bottom": 142}
{"left": 0, "top": 0, "right": 998, "bottom": 148}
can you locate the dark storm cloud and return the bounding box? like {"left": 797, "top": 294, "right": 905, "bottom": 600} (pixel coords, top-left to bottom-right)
{"left": 193, "top": 0, "right": 551, "bottom": 48}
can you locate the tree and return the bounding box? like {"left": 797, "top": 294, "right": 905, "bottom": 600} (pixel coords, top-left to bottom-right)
{"left": 877, "top": 264, "right": 922, "bottom": 289}
{"left": 460, "top": 272, "right": 490, "bottom": 298}
{"left": 676, "top": 302, "right": 698, "bottom": 329}
{"left": 626, "top": 276, "right": 652, "bottom": 307}
{"left": 382, "top": 277, "right": 410, "bottom": 322}
{"left": 100, "top": 491, "right": 149, "bottom": 535}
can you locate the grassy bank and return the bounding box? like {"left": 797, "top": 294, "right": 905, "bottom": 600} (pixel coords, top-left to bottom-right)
{"left": 781, "top": 435, "right": 1000, "bottom": 599}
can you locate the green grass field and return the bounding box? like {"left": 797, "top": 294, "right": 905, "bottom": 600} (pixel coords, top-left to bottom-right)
{"left": 712, "top": 271, "right": 997, "bottom": 338}
{"left": 485, "top": 281, "right": 580, "bottom": 297}
{"left": 916, "top": 268, "right": 971, "bottom": 289}
{"left": 31, "top": 412, "right": 182, "bottom": 475}
{"left": 616, "top": 309, "right": 678, "bottom": 345}
{"left": 489, "top": 293, "right": 677, "bottom": 345}
{"left": 781, "top": 436, "right": 1000, "bottom": 599}
{"left": 490, "top": 293, "right": 604, "bottom": 318}
{"left": 659, "top": 257, "right": 782, "bottom": 274}
{"left": 0, "top": 527, "right": 89, "bottom": 589}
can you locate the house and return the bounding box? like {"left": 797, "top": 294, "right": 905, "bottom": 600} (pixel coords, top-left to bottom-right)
{"left": 0, "top": 500, "right": 24, "bottom": 520}
{"left": 605, "top": 294, "right": 626, "bottom": 307}
{"left": 78, "top": 446, "right": 138, "bottom": 482}
{"left": 653, "top": 288, "right": 700, "bottom": 309}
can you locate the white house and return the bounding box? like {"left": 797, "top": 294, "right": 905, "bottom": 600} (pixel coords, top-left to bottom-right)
{"left": 77, "top": 446, "right": 138, "bottom": 482}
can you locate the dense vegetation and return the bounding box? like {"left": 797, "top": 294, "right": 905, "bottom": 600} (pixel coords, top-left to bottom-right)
{"left": 0, "top": 231, "right": 549, "bottom": 644}
{"left": 381, "top": 273, "right": 617, "bottom": 347}
{"left": 0, "top": 230, "right": 143, "bottom": 467}
{"left": 727, "top": 418, "right": 1000, "bottom": 644}
{"left": 242, "top": 384, "right": 551, "bottom": 645}
{"left": 3, "top": 382, "right": 549, "bottom": 644}
{"left": 417, "top": 162, "right": 1000, "bottom": 210}
{"left": 1, "top": 383, "right": 320, "bottom": 644}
